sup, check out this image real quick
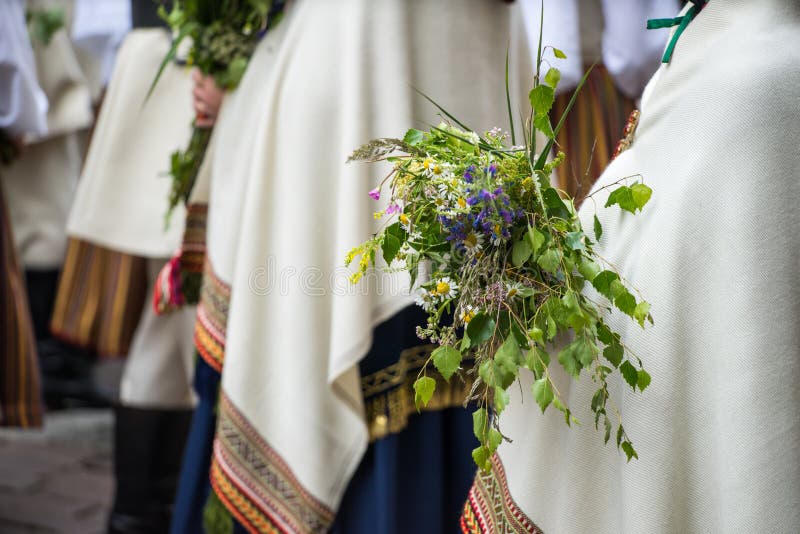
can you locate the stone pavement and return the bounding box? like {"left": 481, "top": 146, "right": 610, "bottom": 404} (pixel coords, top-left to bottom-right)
{"left": 0, "top": 409, "right": 114, "bottom": 533}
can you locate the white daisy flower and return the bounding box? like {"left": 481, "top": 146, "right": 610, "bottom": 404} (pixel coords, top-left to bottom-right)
{"left": 462, "top": 231, "right": 484, "bottom": 252}
{"left": 459, "top": 305, "right": 477, "bottom": 324}
{"left": 414, "top": 288, "right": 437, "bottom": 312}
{"left": 433, "top": 276, "right": 458, "bottom": 300}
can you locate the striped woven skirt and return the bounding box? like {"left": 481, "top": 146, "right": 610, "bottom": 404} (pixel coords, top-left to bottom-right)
{"left": 0, "top": 183, "right": 42, "bottom": 427}
{"left": 551, "top": 64, "right": 635, "bottom": 201}
{"left": 50, "top": 238, "right": 148, "bottom": 358}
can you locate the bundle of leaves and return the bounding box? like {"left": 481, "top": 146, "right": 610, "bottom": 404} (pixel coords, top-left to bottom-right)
{"left": 151, "top": 0, "right": 285, "bottom": 223}
{"left": 347, "top": 42, "right": 653, "bottom": 470}
{"left": 26, "top": 6, "right": 64, "bottom": 46}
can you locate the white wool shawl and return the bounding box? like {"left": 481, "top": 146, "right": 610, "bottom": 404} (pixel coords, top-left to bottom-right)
{"left": 215, "top": 0, "right": 533, "bottom": 519}
{"left": 496, "top": 1, "right": 800, "bottom": 532}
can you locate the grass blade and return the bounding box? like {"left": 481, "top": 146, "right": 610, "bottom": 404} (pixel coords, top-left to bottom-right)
{"left": 533, "top": 63, "right": 594, "bottom": 171}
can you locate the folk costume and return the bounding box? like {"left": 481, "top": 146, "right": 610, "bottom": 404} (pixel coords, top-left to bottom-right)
{"left": 53, "top": 1, "right": 199, "bottom": 530}
{"left": 0, "top": 0, "right": 102, "bottom": 407}
{"left": 520, "top": 0, "right": 678, "bottom": 197}
{"left": 0, "top": 0, "right": 49, "bottom": 428}
{"left": 172, "top": 1, "right": 533, "bottom": 532}
{"left": 462, "top": 1, "right": 800, "bottom": 532}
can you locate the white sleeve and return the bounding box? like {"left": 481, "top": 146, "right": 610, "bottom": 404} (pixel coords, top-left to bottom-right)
{"left": 600, "top": 0, "right": 681, "bottom": 98}
{"left": 0, "top": 0, "right": 48, "bottom": 137}
{"left": 71, "top": 0, "right": 132, "bottom": 88}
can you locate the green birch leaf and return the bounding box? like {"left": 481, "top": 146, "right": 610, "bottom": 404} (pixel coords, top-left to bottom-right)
{"left": 634, "top": 301, "right": 651, "bottom": 327}
{"left": 527, "top": 226, "right": 546, "bottom": 255}
{"left": 381, "top": 222, "right": 406, "bottom": 265}
{"left": 472, "top": 408, "right": 489, "bottom": 441}
{"left": 543, "top": 188, "right": 571, "bottom": 220}
{"left": 577, "top": 336, "right": 600, "bottom": 367}
{"left": 495, "top": 337, "right": 523, "bottom": 376}
{"left": 609, "top": 279, "right": 627, "bottom": 299}
{"left": 533, "top": 113, "right": 554, "bottom": 138}
{"left": 544, "top": 67, "right": 561, "bottom": 88}
{"left": 630, "top": 183, "right": 652, "bottom": 210}
{"left": 552, "top": 47, "right": 567, "bottom": 59}
{"left": 593, "top": 214, "right": 603, "bottom": 241}
{"left": 413, "top": 376, "right": 436, "bottom": 409}
{"left": 466, "top": 313, "right": 496, "bottom": 346}
{"left": 592, "top": 271, "right": 620, "bottom": 300}
{"left": 616, "top": 424, "right": 625, "bottom": 447}
{"left": 494, "top": 387, "right": 511, "bottom": 414}
{"left": 488, "top": 428, "right": 503, "bottom": 452}
{"left": 529, "top": 85, "right": 555, "bottom": 116}
{"left": 619, "top": 360, "right": 638, "bottom": 390}
{"left": 537, "top": 249, "right": 562, "bottom": 274}
{"left": 621, "top": 441, "right": 639, "bottom": 462}
{"left": 403, "top": 128, "right": 424, "bottom": 146}
{"left": 512, "top": 236, "right": 533, "bottom": 267}
{"left": 472, "top": 445, "right": 491, "bottom": 472}
{"left": 603, "top": 343, "right": 624, "bottom": 368}
{"left": 637, "top": 369, "right": 652, "bottom": 391}
{"left": 565, "top": 231, "right": 586, "bottom": 251}
{"left": 578, "top": 258, "right": 601, "bottom": 281}
{"left": 546, "top": 315, "right": 557, "bottom": 340}
{"left": 604, "top": 416, "right": 613, "bottom": 444}
{"left": 527, "top": 326, "right": 544, "bottom": 344}
{"left": 615, "top": 291, "right": 637, "bottom": 317}
{"left": 558, "top": 340, "right": 582, "bottom": 378}
{"left": 532, "top": 377, "right": 554, "bottom": 413}
{"left": 605, "top": 186, "right": 638, "bottom": 214}
{"left": 432, "top": 346, "right": 462, "bottom": 381}
{"left": 479, "top": 360, "right": 515, "bottom": 390}
{"left": 526, "top": 345, "right": 550, "bottom": 378}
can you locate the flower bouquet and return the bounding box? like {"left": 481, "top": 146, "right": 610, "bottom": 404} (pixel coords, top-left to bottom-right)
{"left": 149, "top": 0, "right": 285, "bottom": 223}
{"left": 347, "top": 43, "right": 653, "bottom": 469}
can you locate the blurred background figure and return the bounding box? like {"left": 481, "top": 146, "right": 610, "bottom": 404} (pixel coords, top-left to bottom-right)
{"left": 0, "top": 0, "right": 50, "bottom": 429}
{"left": 168, "top": 1, "right": 532, "bottom": 533}
{"left": 1, "top": 0, "right": 109, "bottom": 409}
{"left": 53, "top": 0, "right": 201, "bottom": 531}
{"left": 520, "top": 0, "right": 679, "bottom": 198}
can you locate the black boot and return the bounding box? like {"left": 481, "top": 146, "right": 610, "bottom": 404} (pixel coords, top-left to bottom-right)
{"left": 108, "top": 405, "right": 192, "bottom": 534}
{"left": 26, "top": 268, "right": 110, "bottom": 409}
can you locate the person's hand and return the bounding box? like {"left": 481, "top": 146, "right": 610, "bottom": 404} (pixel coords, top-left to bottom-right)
{"left": 192, "top": 69, "right": 224, "bottom": 128}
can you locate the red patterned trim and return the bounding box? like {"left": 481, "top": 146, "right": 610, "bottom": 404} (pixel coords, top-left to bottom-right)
{"left": 211, "top": 392, "right": 335, "bottom": 534}
{"left": 612, "top": 109, "right": 641, "bottom": 160}
{"left": 461, "top": 453, "right": 542, "bottom": 534}
{"left": 194, "top": 259, "right": 230, "bottom": 373}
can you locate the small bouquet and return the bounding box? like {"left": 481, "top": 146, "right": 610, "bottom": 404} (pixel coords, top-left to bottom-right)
{"left": 150, "top": 0, "right": 285, "bottom": 223}
{"left": 347, "top": 44, "right": 653, "bottom": 469}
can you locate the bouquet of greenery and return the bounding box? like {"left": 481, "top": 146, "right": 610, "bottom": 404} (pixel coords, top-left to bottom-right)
{"left": 347, "top": 41, "right": 653, "bottom": 470}
{"left": 150, "top": 0, "right": 285, "bottom": 223}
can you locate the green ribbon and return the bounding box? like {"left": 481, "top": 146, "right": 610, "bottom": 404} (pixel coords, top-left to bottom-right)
{"left": 647, "top": 0, "right": 707, "bottom": 64}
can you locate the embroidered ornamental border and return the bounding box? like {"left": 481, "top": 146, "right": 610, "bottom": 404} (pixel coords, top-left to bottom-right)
{"left": 211, "top": 392, "right": 335, "bottom": 534}
{"left": 461, "top": 453, "right": 542, "bottom": 534}
{"left": 194, "top": 259, "right": 230, "bottom": 373}
{"left": 362, "top": 345, "right": 474, "bottom": 442}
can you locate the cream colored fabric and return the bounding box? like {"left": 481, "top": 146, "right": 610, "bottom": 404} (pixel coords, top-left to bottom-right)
{"left": 26, "top": 0, "right": 94, "bottom": 140}
{"left": 2, "top": 3, "right": 93, "bottom": 267}
{"left": 2, "top": 134, "right": 82, "bottom": 267}
{"left": 218, "top": 0, "right": 532, "bottom": 512}
{"left": 498, "top": 1, "right": 800, "bottom": 532}
{"left": 120, "top": 257, "right": 197, "bottom": 409}
{"left": 66, "top": 29, "right": 194, "bottom": 258}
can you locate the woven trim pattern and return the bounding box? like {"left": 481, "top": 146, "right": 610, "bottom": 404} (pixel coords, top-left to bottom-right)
{"left": 194, "top": 259, "right": 230, "bottom": 373}
{"left": 461, "top": 453, "right": 542, "bottom": 534}
{"left": 210, "top": 392, "right": 335, "bottom": 534}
